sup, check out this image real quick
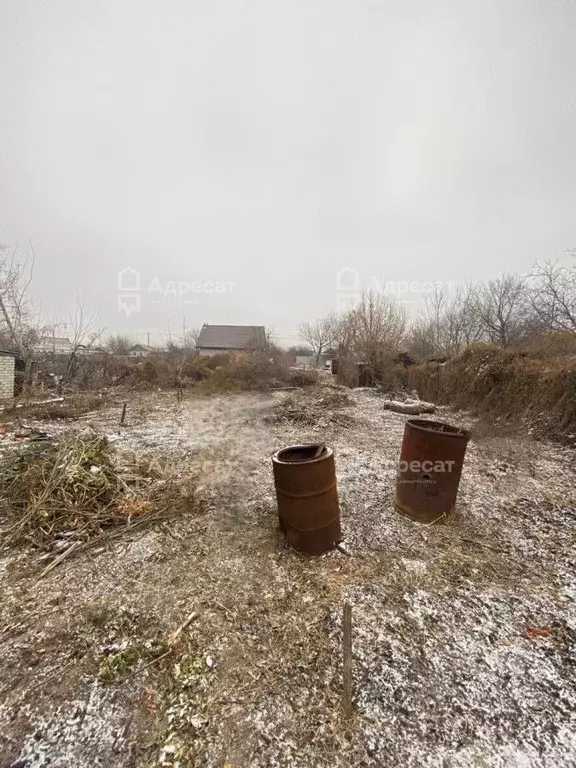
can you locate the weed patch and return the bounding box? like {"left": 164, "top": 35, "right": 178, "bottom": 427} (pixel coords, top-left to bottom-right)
{"left": 0, "top": 436, "right": 199, "bottom": 549}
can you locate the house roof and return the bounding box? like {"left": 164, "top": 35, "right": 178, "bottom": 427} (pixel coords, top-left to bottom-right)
{"left": 196, "top": 324, "right": 266, "bottom": 350}
{"left": 129, "top": 344, "right": 149, "bottom": 351}
{"left": 39, "top": 336, "right": 71, "bottom": 344}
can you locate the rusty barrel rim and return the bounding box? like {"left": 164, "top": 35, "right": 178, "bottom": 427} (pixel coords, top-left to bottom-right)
{"left": 406, "top": 418, "right": 471, "bottom": 441}
{"left": 272, "top": 444, "right": 334, "bottom": 465}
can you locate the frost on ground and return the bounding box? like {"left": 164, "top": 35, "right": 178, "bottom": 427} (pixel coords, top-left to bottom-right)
{"left": 15, "top": 682, "right": 130, "bottom": 768}
{"left": 345, "top": 583, "right": 575, "bottom": 767}
{"left": 0, "top": 382, "right": 574, "bottom": 767}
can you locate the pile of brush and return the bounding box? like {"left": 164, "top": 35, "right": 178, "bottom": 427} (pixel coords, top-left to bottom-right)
{"left": 268, "top": 389, "right": 355, "bottom": 428}
{"left": 0, "top": 434, "right": 197, "bottom": 550}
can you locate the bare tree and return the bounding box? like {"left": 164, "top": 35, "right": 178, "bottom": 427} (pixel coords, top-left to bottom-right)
{"left": 299, "top": 313, "right": 337, "bottom": 364}
{"left": 476, "top": 273, "right": 530, "bottom": 346}
{"left": 104, "top": 334, "right": 136, "bottom": 355}
{"left": 457, "top": 283, "right": 484, "bottom": 346}
{"left": 182, "top": 326, "right": 201, "bottom": 350}
{"left": 330, "top": 308, "right": 358, "bottom": 362}
{"left": 0, "top": 243, "right": 52, "bottom": 387}
{"left": 530, "top": 260, "right": 576, "bottom": 333}
{"left": 333, "top": 290, "right": 406, "bottom": 382}
{"left": 408, "top": 287, "right": 451, "bottom": 361}
{"left": 352, "top": 290, "right": 406, "bottom": 359}
{"left": 59, "top": 297, "right": 102, "bottom": 388}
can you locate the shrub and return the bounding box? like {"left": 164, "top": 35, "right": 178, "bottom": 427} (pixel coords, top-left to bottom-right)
{"left": 398, "top": 341, "right": 576, "bottom": 442}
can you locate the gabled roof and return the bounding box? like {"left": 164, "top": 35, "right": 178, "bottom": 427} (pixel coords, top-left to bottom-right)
{"left": 37, "top": 337, "right": 72, "bottom": 350}
{"left": 196, "top": 324, "right": 266, "bottom": 350}
{"left": 39, "top": 336, "right": 71, "bottom": 345}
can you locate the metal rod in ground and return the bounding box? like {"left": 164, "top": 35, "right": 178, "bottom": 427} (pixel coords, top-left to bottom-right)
{"left": 343, "top": 601, "right": 353, "bottom": 717}
{"left": 120, "top": 402, "right": 127, "bottom": 426}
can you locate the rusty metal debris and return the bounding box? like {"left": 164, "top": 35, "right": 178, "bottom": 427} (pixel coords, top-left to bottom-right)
{"left": 272, "top": 443, "right": 341, "bottom": 555}
{"left": 394, "top": 419, "right": 470, "bottom": 523}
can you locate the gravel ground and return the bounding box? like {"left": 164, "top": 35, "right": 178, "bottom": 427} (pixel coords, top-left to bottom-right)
{"left": 0, "top": 381, "right": 574, "bottom": 767}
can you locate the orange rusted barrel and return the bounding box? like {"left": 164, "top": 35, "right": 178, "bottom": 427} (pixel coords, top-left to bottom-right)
{"left": 272, "top": 444, "right": 341, "bottom": 555}
{"left": 395, "top": 419, "right": 470, "bottom": 523}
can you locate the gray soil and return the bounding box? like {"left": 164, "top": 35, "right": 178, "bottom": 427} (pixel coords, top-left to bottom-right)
{"left": 0, "top": 381, "right": 574, "bottom": 767}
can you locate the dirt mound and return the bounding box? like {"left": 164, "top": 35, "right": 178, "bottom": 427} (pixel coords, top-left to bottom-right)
{"left": 401, "top": 343, "right": 576, "bottom": 442}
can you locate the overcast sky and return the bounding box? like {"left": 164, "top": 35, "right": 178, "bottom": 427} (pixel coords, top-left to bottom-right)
{"left": 1, "top": 0, "right": 575, "bottom": 345}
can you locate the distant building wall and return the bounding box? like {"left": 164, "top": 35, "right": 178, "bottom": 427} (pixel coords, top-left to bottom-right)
{"left": 0, "top": 355, "right": 15, "bottom": 399}
{"left": 198, "top": 348, "right": 252, "bottom": 357}
{"left": 295, "top": 355, "right": 329, "bottom": 367}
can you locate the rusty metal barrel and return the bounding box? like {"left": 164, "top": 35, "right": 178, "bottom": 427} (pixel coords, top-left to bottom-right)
{"left": 394, "top": 419, "right": 470, "bottom": 523}
{"left": 272, "top": 444, "right": 341, "bottom": 555}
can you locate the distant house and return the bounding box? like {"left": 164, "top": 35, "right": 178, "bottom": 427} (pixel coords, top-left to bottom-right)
{"left": 196, "top": 324, "right": 266, "bottom": 357}
{"left": 294, "top": 354, "right": 330, "bottom": 368}
{"left": 128, "top": 344, "right": 150, "bottom": 358}
{"left": 36, "top": 336, "right": 73, "bottom": 355}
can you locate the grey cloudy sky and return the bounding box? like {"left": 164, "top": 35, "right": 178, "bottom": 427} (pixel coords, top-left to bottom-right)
{"left": 1, "top": 0, "right": 575, "bottom": 345}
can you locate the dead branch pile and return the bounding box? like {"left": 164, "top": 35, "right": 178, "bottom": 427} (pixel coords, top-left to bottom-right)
{"left": 267, "top": 390, "right": 356, "bottom": 428}
{"left": 0, "top": 435, "right": 197, "bottom": 549}
{"left": 1, "top": 393, "right": 108, "bottom": 424}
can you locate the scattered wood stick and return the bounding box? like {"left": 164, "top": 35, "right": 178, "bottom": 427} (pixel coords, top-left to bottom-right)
{"left": 38, "top": 541, "right": 80, "bottom": 580}
{"left": 168, "top": 611, "right": 199, "bottom": 648}
{"left": 120, "top": 402, "right": 127, "bottom": 426}
{"left": 127, "top": 610, "right": 199, "bottom": 680}
{"left": 343, "top": 601, "right": 353, "bottom": 718}
{"left": 129, "top": 648, "right": 173, "bottom": 679}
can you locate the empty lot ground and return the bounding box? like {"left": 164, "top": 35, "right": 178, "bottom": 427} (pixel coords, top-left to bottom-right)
{"left": 0, "top": 382, "right": 575, "bottom": 767}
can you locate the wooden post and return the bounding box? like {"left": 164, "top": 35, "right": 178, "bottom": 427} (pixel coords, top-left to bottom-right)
{"left": 120, "top": 402, "right": 127, "bottom": 426}
{"left": 343, "top": 601, "right": 352, "bottom": 718}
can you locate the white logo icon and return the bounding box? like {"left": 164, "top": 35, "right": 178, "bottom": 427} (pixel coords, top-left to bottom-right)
{"left": 336, "top": 267, "right": 360, "bottom": 292}
{"left": 117, "top": 267, "right": 141, "bottom": 317}
{"left": 117, "top": 294, "right": 140, "bottom": 317}
{"left": 118, "top": 267, "right": 141, "bottom": 292}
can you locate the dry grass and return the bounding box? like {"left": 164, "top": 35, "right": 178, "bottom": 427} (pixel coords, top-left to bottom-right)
{"left": 76, "top": 353, "right": 319, "bottom": 394}
{"left": 402, "top": 342, "right": 576, "bottom": 442}
{"left": 0, "top": 435, "right": 198, "bottom": 551}
{"left": 1, "top": 393, "right": 108, "bottom": 424}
